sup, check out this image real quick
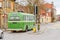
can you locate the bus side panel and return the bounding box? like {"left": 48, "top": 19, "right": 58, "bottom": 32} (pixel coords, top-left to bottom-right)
{"left": 28, "top": 22, "right": 35, "bottom": 29}
{"left": 8, "top": 22, "right": 24, "bottom": 30}
{"left": 23, "top": 22, "right": 35, "bottom": 30}
{"left": 8, "top": 22, "right": 20, "bottom": 29}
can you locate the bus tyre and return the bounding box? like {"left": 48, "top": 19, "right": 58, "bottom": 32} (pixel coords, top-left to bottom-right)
{"left": 25, "top": 25, "right": 28, "bottom": 32}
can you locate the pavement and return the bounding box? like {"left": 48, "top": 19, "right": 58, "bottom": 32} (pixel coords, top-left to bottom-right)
{"left": 1, "top": 21, "right": 60, "bottom": 40}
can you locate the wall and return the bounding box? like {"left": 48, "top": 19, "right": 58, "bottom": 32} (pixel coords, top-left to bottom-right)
{"left": 0, "top": 0, "right": 15, "bottom": 28}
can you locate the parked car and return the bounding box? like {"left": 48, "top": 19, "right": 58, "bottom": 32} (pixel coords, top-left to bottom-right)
{"left": 0, "top": 30, "right": 4, "bottom": 39}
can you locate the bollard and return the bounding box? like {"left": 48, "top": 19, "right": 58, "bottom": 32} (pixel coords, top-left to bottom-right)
{"left": 33, "top": 27, "right": 36, "bottom": 33}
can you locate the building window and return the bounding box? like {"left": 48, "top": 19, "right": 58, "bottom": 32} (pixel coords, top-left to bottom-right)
{"left": 4, "top": 0, "right": 11, "bottom": 8}
{"left": 0, "top": 2, "right": 2, "bottom": 8}
{"left": 7, "top": 1, "right": 11, "bottom": 8}
{"left": 46, "top": 8, "right": 51, "bottom": 12}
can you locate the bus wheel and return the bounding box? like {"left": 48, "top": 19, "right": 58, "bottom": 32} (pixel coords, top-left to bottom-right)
{"left": 25, "top": 25, "right": 28, "bottom": 32}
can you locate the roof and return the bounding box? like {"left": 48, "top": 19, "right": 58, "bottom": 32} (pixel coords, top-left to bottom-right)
{"left": 44, "top": 3, "right": 53, "bottom": 8}
{"left": 20, "top": 12, "right": 34, "bottom": 16}
{"left": 9, "top": 12, "right": 34, "bottom": 16}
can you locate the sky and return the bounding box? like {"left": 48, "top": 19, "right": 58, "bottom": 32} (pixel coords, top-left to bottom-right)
{"left": 16, "top": 0, "right": 60, "bottom": 15}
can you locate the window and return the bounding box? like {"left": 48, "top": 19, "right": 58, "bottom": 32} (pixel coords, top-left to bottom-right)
{"left": 10, "top": 16, "right": 14, "bottom": 21}
{"left": 7, "top": 1, "right": 11, "bottom": 8}
{"left": 13, "top": 14, "right": 17, "bottom": 16}
{"left": 12, "top": 13, "right": 17, "bottom": 17}
{"left": 28, "top": 16, "right": 35, "bottom": 21}
{"left": 26, "top": 15, "right": 29, "bottom": 21}
{"left": 15, "top": 16, "right": 20, "bottom": 21}
{"left": 23, "top": 15, "right": 35, "bottom": 21}
{"left": 16, "top": 17, "right": 19, "bottom": 19}
{"left": 4, "top": 0, "right": 11, "bottom": 8}
{"left": 23, "top": 15, "right": 26, "bottom": 21}
{"left": 0, "top": 2, "right": 2, "bottom": 8}
{"left": 33, "top": 16, "right": 35, "bottom": 21}
{"left": 46, "top": 8, "right": 51, "bottom": 12}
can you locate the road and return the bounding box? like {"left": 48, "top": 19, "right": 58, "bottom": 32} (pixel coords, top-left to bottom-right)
{"left": 1, "top": 21, "right": 60, "bottom": 40}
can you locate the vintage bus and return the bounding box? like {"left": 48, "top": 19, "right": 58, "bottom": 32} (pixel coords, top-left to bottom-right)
{"left": 8, "top": 12, "right": 35, "bottom": 31}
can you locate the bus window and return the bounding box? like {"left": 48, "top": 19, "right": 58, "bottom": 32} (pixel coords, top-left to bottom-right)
{"left": 23, "top": 15, "right": 35, "bottom": 21}
{"left": 10, "top": 16, "right": 14, "bottom": 21}
{"left": 26, "top": 15, "right": 29, "bottom": 21}
{"left": 33, "top": 16, "right": 35, "bottom": 21}
{"left": 14, "top": 14, "right": 17, "bottom": 17}
{"left": 23, "top": 15, "right": 26, "bottom": 21}
{"left": 12, "top": 13, "right": 17, "bottom": 17}
{"left": 15, "top": 16, "right": 20, "bottom": 21}
{"left": 30, "top": 16, "right": 35, "bottom": 21}
{"left": 29, "top": 16, "right": 33, "bottom": 21}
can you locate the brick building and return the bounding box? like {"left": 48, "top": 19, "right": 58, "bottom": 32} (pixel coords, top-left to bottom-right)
{"left": 40, "top": 3, "right": 56, "bottom": 23}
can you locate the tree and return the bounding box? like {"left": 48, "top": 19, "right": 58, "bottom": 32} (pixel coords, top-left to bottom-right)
{"left": 27, "top": 0, "right": 34, "bottom": 13}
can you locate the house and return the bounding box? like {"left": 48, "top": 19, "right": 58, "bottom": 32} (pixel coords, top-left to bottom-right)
{"left": 40, "top": 3, "right": 56, "bottom": 23}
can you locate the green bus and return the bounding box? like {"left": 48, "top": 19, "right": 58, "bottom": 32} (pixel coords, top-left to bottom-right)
{"left": 7, "top": 12, "right": 35, "bottom": 31}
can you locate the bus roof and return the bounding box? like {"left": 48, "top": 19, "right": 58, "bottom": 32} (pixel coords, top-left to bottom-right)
{"left": 21, "top": 13, "right": 34, "bottom": 16}
{"left": 9, "top": 12, "right": 34, "bottom": 16}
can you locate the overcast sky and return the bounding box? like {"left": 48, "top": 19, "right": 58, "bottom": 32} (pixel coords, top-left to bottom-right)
{"left": 16, "top": 0, "right": 59, "bottom": 15}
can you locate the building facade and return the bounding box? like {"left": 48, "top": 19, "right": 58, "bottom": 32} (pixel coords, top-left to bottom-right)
{"left": 0, "top": 0, "right": 15, "bottom": 28}
{"left": 40, "top": 3, "right": 56, "bottom": 23}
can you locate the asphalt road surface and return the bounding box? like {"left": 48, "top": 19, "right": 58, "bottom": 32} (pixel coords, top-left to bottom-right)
{"left": 1, "top": 21, "right": 60, "bottom": 40}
